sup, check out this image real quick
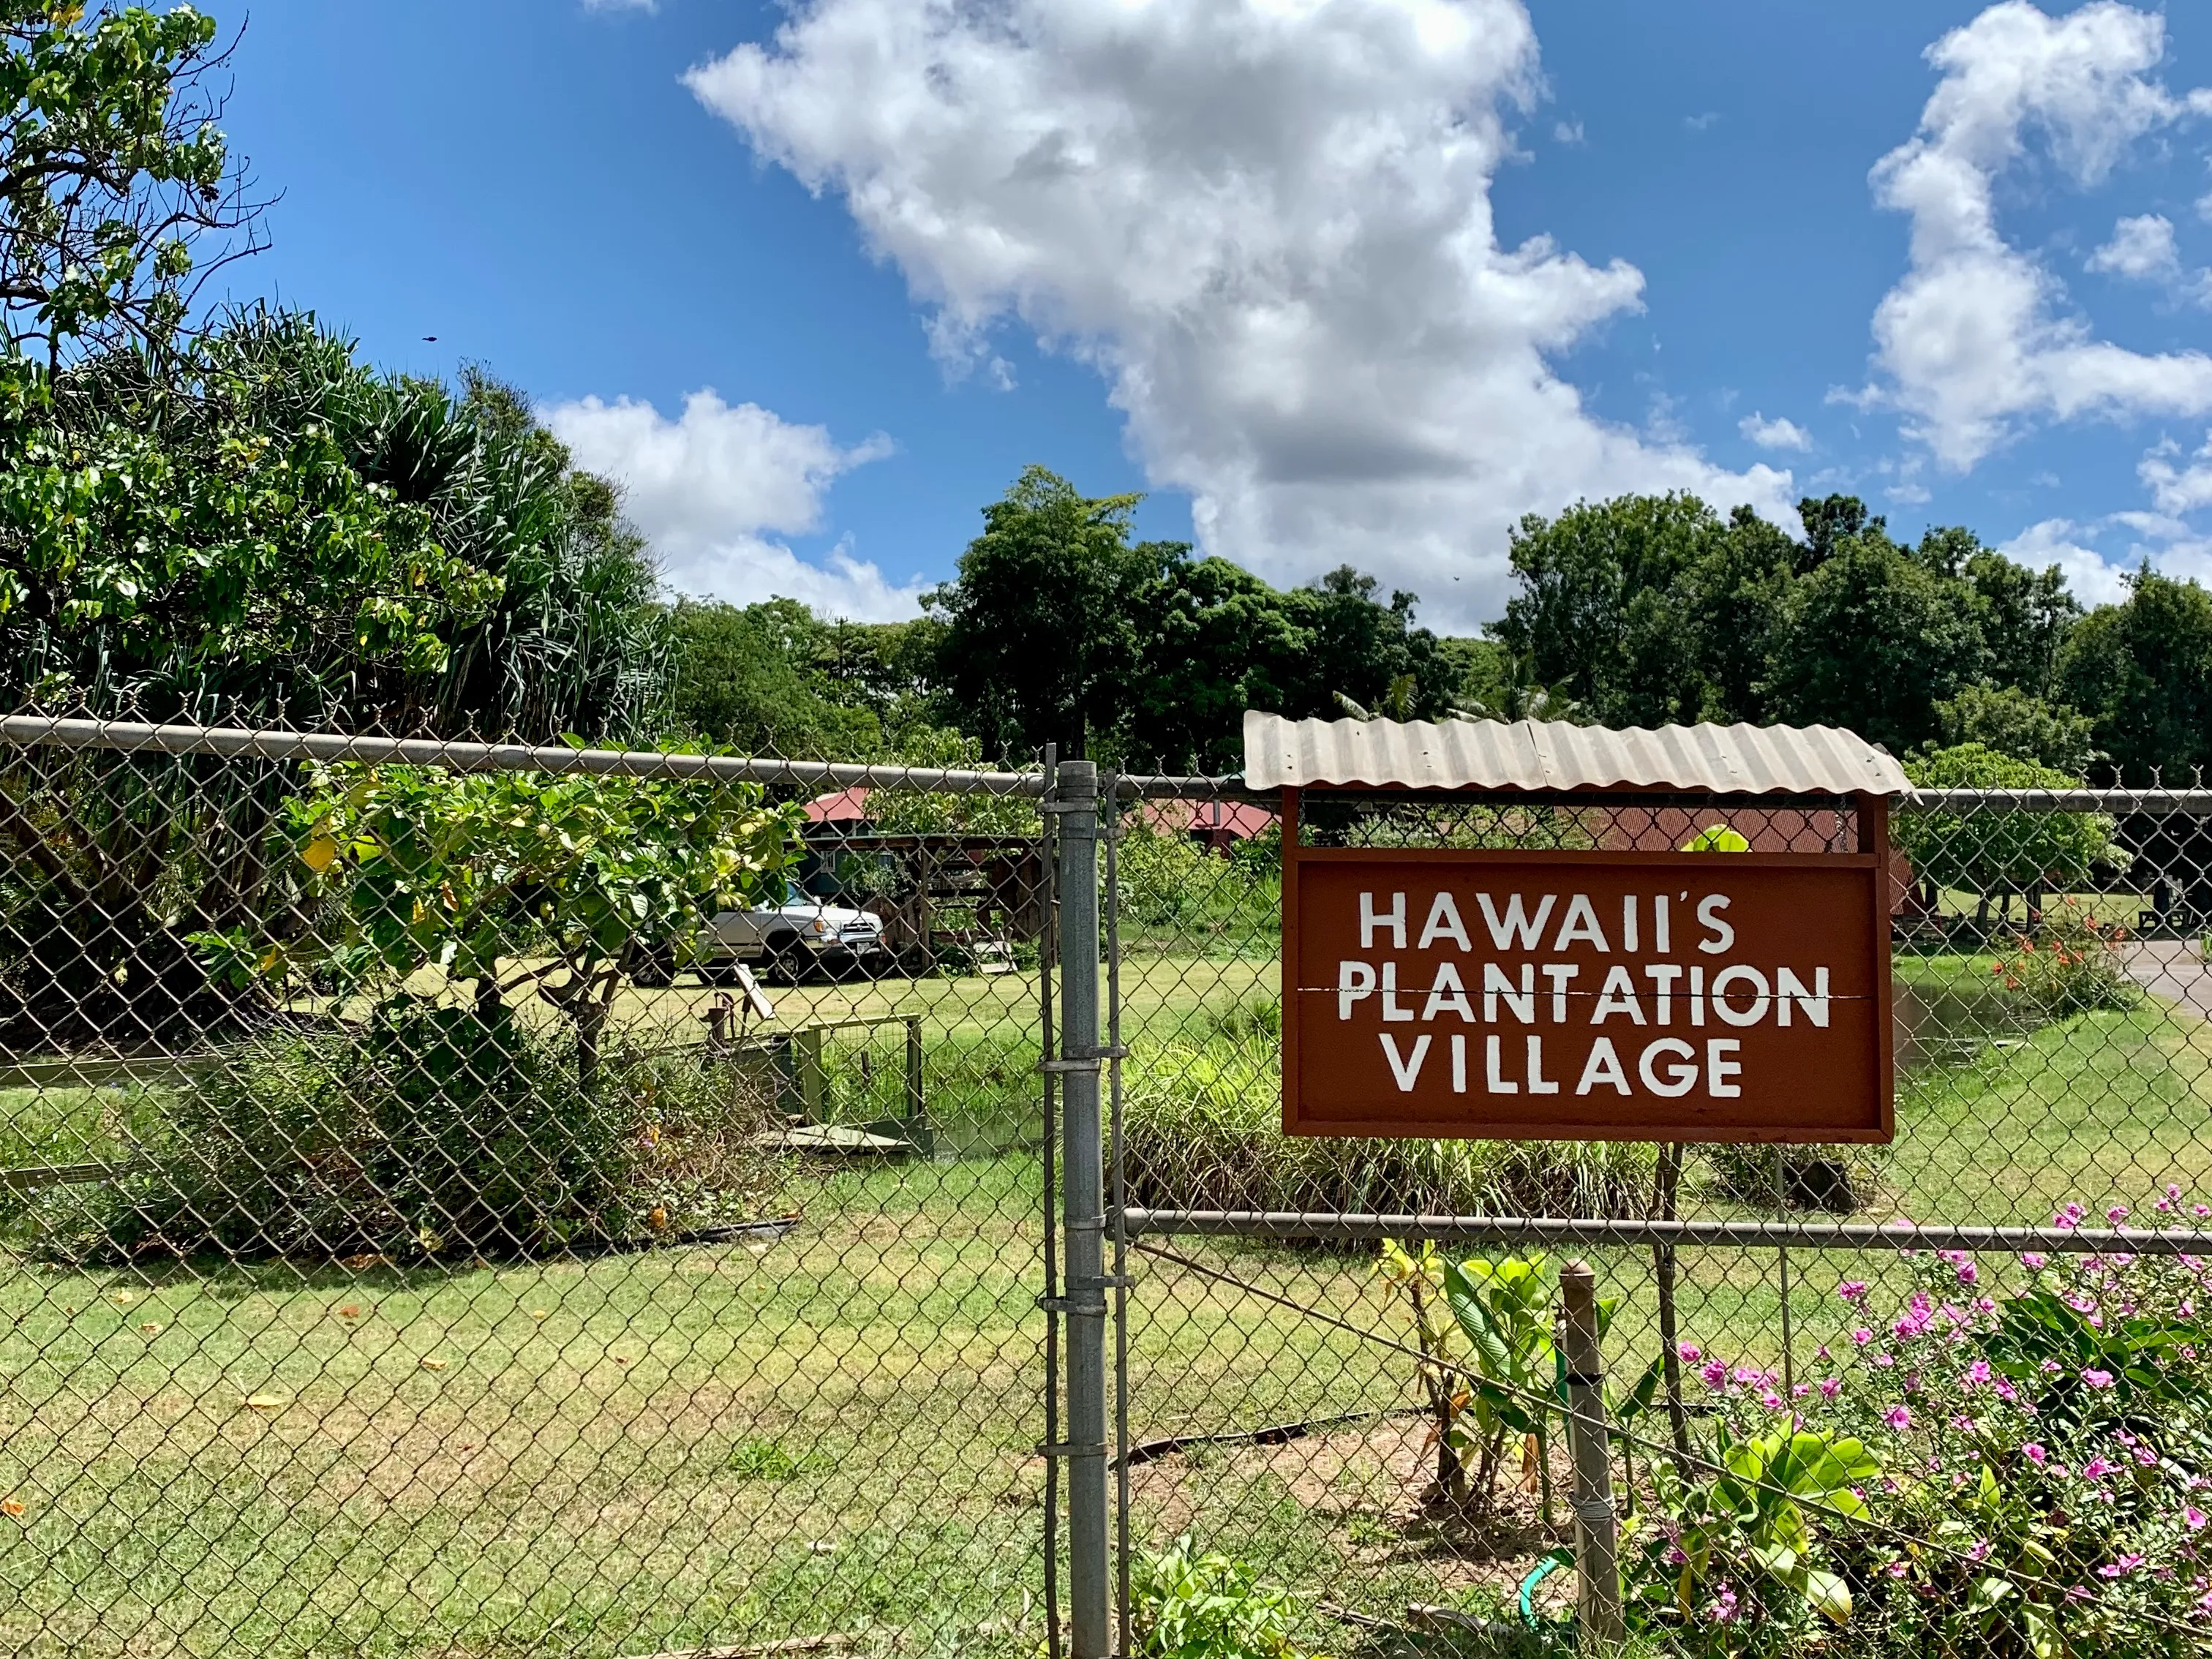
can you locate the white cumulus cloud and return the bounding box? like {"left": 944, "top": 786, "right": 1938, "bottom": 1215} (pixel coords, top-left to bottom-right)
{"left": 2087, "top": 212, "right": 2182, "bottom": 279}
{"left": 1739, "top": 412, "right": 1813, "bottom": 451}
{"left": 543, "top": 390, "right": 917, "bottom": 620}
{"left": 1996, "top": 517, "right": 2132, "bottom": 606}
{"left": 2140, "top": 431, "right": 2212, "bottom": 515}
{"left": 1860, "top": 1, "right": 2212, "bottom": 472}
{"left": 683, "top": 0, "right": 1794, "bottom": 627}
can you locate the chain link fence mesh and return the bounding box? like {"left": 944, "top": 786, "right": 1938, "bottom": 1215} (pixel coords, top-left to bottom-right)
{"left": 8, "top": 716, "right": 2212, "bottom": 1657}
{"left": 1105, "top": 777, "right": 2212, "bottom": 1658}
{"left": 0, "top": 716, "right": 1058, "bottom": 1659}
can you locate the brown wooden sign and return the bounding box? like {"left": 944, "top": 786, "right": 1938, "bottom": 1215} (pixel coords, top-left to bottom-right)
{"left": 1282, "top": 797, "right": 1894, "bottom": 1143}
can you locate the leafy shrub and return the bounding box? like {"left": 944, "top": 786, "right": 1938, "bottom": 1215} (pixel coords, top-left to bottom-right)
{"left": 1115, "top": 814, "right": 1279, "bottom": 955}
{"left": 1132, "top": 1536, "right": 1311, "bottom": 1659}
{"left": 45, "top": 997, "right": 780, "bottom": 1261}
{"left": 1988, "top": 895, "right": 2140, "bottom": 1020}
{"left": 1121, "top": 1010, "right": 1655, "bottom": 1218}
{"left": 1626, "top": 1426, "right": 1874, "bottom": 1642}
{"left": 1635, "top": 1195, "right": 2212, "bottom": 1658}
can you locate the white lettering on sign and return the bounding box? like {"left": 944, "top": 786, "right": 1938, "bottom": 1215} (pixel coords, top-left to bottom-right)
{"left": 1423, "top": 962, "right": 1475, "bottom": 1022}
{"left": 1592, "top": 965, "right": 1645, "bottom": 1026}
{"left": 1709, "top": 1038, "right": 1742, "bottom": 1096}
{"left": 1420, "top": 892, "right": 1470, "bottom": 950}
{"left": 1526, "top": 1035, "right": 1560, "bottom": 1094}
{"left": 1639, "top": 1037, "right": 1698, "bottom": 1096}
{"left": 1380, "top": 1032, "right": 1429, "bottom": 1089}
{"left": 1361, "top": 891, "right": 1407, "bottom": 949}
{"left": 1478, "top": 892, "right": 1554, "bottom": 950}
{"left": 1553, "top": 893, "right": 1609, "bottom": 952}
{"left": 1541, "top": 963, "right": 1579, "bottom": 1023}
{"left": 1697, "top": 894, "right": 1735, "bottom": 955}
{"left": 1485, "top": 962, "right": 1535, "bottom": 1023}
{"left": 1711, "top": 965, "right": 1771, "bottom": 1027}
{"left": 1484, "top": 1034, "right": 1516, "bottom": 1094}
{"left": 1777, "top": 966, "right": 1829, "bottom": 1027}
{"left": 1380, "top": 961, "right": 1415, "bottom": 1022}
{"left": 1338, "top": 960, "right": 1374, "bottom": 1019}
{"left": 1578, "top": 1037, "right": 1630, "bottom": 1095}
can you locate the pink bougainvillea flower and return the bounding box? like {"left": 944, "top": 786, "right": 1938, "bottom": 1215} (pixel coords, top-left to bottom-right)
{"left": 1884, "top": 1560, "right": 1910, "bottom": 1578}
{"left": 1819, "top": 1377, "right": 1842, "bottom": 1399}
{"left": 1851, "top": 1327, "right": 1873, "bottom": 1347}
{"left": 1701, "top": 1360, "right": 1728, "bottom": 1389}
{"left": 2021, "top": 1252, "right": 2048, "bottom": 1270}
{"left": 2188, "top": 1507, "right": 2207, "bottom": 1530}
{"left": 1838, "top": 1281, "right": 1869, "bottom": 1303}
{"left": 1884, "top": 1406, "right": 1912, "bottom": 1432}
{"left": 1965, "top": 1360, "right": 1992, "bottom": 1386}
{"left": 1761, "top": 1390, "right": 1785, "bottom": 1410}
{"left": 1677, "top": 1343, "right": 1701, "bottom": 1363}
{"left": 2083, "top": 1369, "right": 2116, "bottom": 1389}
{"left": 2109, "top": 1206, "right": 2131, "bottom": 1224}
{"left": 2083, "top": 1457, "right": 2116, "bottom": 1481}
{"left": 1968, "top": 1540, "right": 1993, "bottom": 1562}
{"left": 2023, "top": 1443, "right": 2047, "bottom": 1465}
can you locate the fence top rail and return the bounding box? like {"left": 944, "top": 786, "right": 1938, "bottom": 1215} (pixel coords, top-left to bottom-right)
{"left": 1120, "top": 1208, "right": 2212, "bottom": 1256}
{"left": 0, "top": 715, "right": 1048, "bottom": 796}
{"left": 7, "top": 716, "right": 2212, "bottom": 814}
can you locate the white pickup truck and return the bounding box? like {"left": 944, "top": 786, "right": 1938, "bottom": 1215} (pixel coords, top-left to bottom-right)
{"left": 631, "top": 899, "right": 888, "bottom": 987}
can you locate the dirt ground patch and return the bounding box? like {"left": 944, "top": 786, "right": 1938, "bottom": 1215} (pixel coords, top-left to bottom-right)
{"left": 1128, "top": 1415, "right": 1583, "bottom": 1612}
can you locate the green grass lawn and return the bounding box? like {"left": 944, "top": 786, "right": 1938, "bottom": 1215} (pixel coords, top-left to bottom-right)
{"left": 4, "top": 944, "right": 2211, "bottom": 1655}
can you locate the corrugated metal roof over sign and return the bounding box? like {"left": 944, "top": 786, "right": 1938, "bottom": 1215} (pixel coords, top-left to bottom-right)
{"left": 1242, "top": 712, "right": 1910, "bottom": 797}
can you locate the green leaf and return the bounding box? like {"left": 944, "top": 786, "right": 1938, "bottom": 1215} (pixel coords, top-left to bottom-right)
{"left": 1802, "top": 1568, "right": 1853, "bottom": 1625}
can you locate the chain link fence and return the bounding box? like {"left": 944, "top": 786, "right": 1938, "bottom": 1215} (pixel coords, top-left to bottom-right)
{"left": 7, "top": 715, "right": 2212, "bottom": 1658}
{"left": 1104, "top": 775, "right": 2212, "bottom": 1658}
{"left": 0, "top": 715, "right": 1062, "bottom": 1659}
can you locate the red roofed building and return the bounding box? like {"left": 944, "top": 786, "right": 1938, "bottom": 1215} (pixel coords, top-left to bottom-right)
{"left": 1139, "top": 797, "right": 1276, "bottom": 854}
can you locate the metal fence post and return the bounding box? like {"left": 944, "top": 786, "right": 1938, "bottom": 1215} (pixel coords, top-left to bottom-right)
{"left": 1560, "top": 1261, "right": 1625, "bottom": 1650}
{"left": 1054, "top": 759, "right": 1112, "bottom": 1659}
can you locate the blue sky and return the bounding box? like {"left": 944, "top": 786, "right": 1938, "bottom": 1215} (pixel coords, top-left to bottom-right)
{"left": 217, "top": 0, "right": 2212, "bottom": 631}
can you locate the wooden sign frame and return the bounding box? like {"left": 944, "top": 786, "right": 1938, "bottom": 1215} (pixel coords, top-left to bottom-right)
{"left": 1279, "top": 787, "right": 1895, "bottom": 1144}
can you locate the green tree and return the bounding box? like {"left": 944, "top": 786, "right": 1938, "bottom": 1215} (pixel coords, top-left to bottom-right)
{"left": 1284, "top": 566, "right": 1456, "bottom": 727}
{"left": 0, "top": 3, "right": 255, "bottom": 365}
{"left": 1764, "top": 534, "right": 1986, "bottom": 753}
{"left": 927, "top": 465, "right": 1163, "bottom": 760}
{"left": 1931, "top": 685, "right": 2098, "bottom": 774}
{"left": 2059, "top": 570, "right": 2212, "bottom": 783}
{"left": 1897, "top": 743, "right": 2123, "bottom": 906}
{"left": 668, "top": 598, "right": 883, "bottom": 759}
{"left": 228, "top": 763, "right": 802, "bottom": 1084}
{"left": 1121, "top": 553, "right": 1304, "bottom": 772}
{"left": 1494, "top": 492, "right": 1720, "bottom": 726}
{"left": 1965, "top": 546, "right": 2079, "bottom": 699}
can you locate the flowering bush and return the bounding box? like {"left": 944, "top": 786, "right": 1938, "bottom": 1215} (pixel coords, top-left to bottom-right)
{"left": 1622, "top": 1192, "right": 2212, "bottom": 1658}
{"left": 1987, "top": 895, "right": 2140, "bottom": 1021}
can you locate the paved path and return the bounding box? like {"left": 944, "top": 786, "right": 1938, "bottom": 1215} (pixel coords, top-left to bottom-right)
{"left": 2126, "top": 939, "right": 2212, "bottom": 1018}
